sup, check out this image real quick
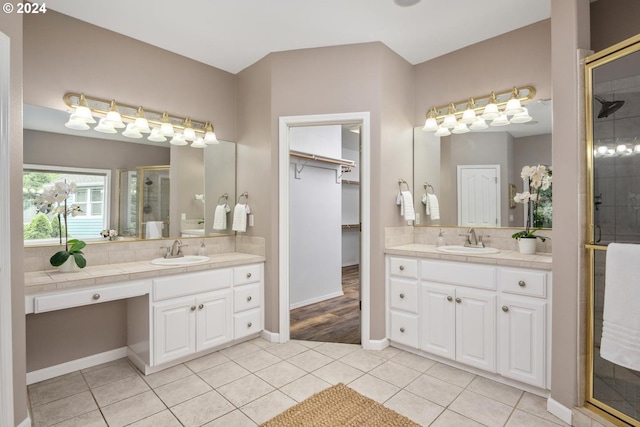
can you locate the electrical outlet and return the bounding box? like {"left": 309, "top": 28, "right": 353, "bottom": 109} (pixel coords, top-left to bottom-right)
{"left": 248, "top": 214, "right": 254, "bottom": 227}
{"left": 415, "top": 212, "right": 421, "bottom": 225}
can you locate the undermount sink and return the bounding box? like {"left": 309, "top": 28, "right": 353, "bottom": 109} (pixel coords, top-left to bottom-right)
{"left": 151, "top": 255, "right": 210, "bottom": 266}
{"left": 435, "top": 245, "right": 500, "bottom": 255}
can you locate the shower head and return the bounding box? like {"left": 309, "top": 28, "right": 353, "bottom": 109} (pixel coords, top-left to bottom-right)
{"left": 595, "top": 95, "right": 625, "bottom": 118}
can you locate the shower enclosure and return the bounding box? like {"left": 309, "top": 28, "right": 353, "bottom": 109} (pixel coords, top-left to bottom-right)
{"left": 586, "top": 34, "right": 640, "bottom": 426}
{"left": 118, "top": 166, "right": 170, "bottom": 239}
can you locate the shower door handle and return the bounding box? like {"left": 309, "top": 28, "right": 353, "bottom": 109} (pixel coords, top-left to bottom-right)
{"left": 595, "top": 224, "right": 602, "bottom": 243}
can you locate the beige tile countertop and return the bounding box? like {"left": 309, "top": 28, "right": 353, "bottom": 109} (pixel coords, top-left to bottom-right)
{"left": 386, "top": 244, "right": 552, "bottom": 270}
{"left": 24, "top": 252, "right": 266, "bottom": 295}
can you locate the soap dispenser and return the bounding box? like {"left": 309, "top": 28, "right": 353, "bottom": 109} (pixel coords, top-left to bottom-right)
{"left": 198, "top": 240, "right": 207, "bottom": 256}
{"left": 436, "top": 229, "right": 445, "bottom": 247}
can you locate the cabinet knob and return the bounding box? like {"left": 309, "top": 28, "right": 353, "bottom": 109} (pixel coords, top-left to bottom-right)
{"left": 399, "top": 265, "right": 405, "bottom": 271}
{"left": 447, "top": 296, "right": 453, "bottom": 302}
{"left": 191, "top": 305, "right": 196, "bottom": 311}
{"left": 399, "top": 293, "right": 405, "bottom": 299}
{"left": 247, "top": 272, "right": 252, "bottom": 279}
{"left": 518, "top": 280, "right": 526, "bottom": 287}
{"left": 247, "top": 322, "right": 253, "bottom": 328}
{"left": 198, "top": 304, "right": 204, "bottom": 310}
{"left": 455, "top": 297, "right": 461, "bottom": 303}
{"left": 502, "top": 306, "right": 509, "bottom": 312}
{"left": 92, "top": 294, "right": 101, "bottom": 300}
{"left": 400, "top": 327, "right": 405, "bottom": 333}
{"left": 247, "top": 296, "right": 252, "bottom": 302}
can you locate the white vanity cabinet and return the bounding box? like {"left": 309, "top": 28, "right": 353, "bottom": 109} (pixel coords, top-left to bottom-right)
{"left": 497, "top": 267, "right": 549, "bottom": 388}
{"left": 386, "top": 254, "right": 551, "bottom": 390}
{"left": 233, "top": 263, "right": 264, "bottom": 340}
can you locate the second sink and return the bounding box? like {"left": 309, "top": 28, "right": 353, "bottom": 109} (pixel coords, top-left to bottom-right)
{"left": 151, "top": 255, "right": 210, "bottom": 266}
{"left": 436, "top": 245, "right": 500, "bottom": 255}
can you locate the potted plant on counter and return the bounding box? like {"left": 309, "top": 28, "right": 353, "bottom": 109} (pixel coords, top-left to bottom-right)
{"left": 35, "top": 180, "right": 87, "bottom": 271}
{"left": 512, "top": 165, "right": 552, "bottom": 254}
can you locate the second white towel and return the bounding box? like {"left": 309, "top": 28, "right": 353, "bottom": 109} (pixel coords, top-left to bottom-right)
{"left": 601, "top": 243, "right": 640, "bottom": 371}
{"left": 213, "top": 203, "right": 230, "bottom": 230}
{"left": 396, "top": 191, "right": 415, "bottom": 221}
{"left": 232, "top": 203, "right": 251, "bottom": 232}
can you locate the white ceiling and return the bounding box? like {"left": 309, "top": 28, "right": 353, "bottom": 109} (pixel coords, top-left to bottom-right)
{"left": 45, "top": 0, "right": 551, "bottom": 74}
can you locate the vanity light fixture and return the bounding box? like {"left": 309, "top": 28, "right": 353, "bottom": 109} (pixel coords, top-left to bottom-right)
{"left": 422, "top": 85, "right": 536, "bottom": 136}
{"left": 62, "top": 92, "right": 217, "bottom": 148}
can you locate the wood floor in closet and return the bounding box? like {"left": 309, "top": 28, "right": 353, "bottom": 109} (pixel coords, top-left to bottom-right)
{"left": 290, "top": 265, "right": 360, "bottom": 344}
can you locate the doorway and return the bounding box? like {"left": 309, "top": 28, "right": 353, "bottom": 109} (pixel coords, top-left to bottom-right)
{"left": 457, "top": 164, "right": 500, "bottom": 227}
{"left": 288, "top": 124, "right": 361, "bottom": 344}
{"left": 278, "top": 112, "right": 371, "bottom": 348}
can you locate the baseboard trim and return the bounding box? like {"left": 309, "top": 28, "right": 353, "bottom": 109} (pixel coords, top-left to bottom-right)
{"left": 547, "top": 397, "right": 573, "bottom": 425}
{"left": 289, "top": 291, "right": 344, "bottom": 310}
{"left": 26, "top": 347, "right": 128, "bottom": 385}
{"left": 17, "top": 415, "right": 32, "bottom": 427}
{"left": 365, "top": 338, "right": 389, "bottom": 351}
{"left": 261, "top": 330, "right": 280, "bottom": 343}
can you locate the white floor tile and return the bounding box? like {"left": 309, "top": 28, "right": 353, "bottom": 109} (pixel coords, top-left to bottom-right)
{"left": 404, "top": 374, "right": 463, "bottom": 407}
{"left": 369, "top": 360, "right": 422, "bottom": 388}
{"left": 255, "top": 360, "right": 306, "bottom": 388}
{"left": 142, "top": 364, "right": 192, "bottom": 389}
{"left": 286, "top": 349, "right": 333, "bottom": 372}
{"left": 312, "top": 360, "right": 364, "bottom": 385}
{"left": 126, "top": 409, "right": 182, "bottom": 427}
{"left": 153, "top": 374, "right": 212, "bottom": 407}
{"left": 278, "top": 374, "right": 332, "bottom": 402}
{"left": 100, "top": 391, "right": 165, "bottom": 427}
{"left": 426, "top": 362, "right": 476, "bottom": 388}
{"left": 32, "top": 391, "right": 97, "bottom": 427}
{"left": 347, "top": 374, "right": 400, "bottom": 403}
{"left": 203, "top": 409, "right": 258, "bottom": 427}
{"left": 217, "top": 374, "right": 275, "bottom": 407}
{"left": 240, "top": 390, "right": 297, "bottom": 425}
{"left": 170, "top": 390, "right": 235, "bottom": 427}
{"left": 197, "top": 361, "right": 250, "bottom": 388}
{"left": 340, "top": 349, "right": 387, "bottom": 372}
{"left": 29, "top": 372, "right": 89, "bottom": 407}
{"left": 448, "top": 389, "right": 514, "bottom": 427}
{"left": 234, "top": 349, "right": 281, "bottom": 372}
{"left": 384, "top": 389, "right": 445, "bottom": 426}
{"left": 184, "top": 351, "right": 229, "bottom": 373}
{"left": 90, "top": 374, "right": 150, "bottom": 407}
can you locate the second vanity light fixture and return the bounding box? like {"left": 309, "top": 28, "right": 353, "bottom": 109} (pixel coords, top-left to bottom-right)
{"left": 63, "top": 93, "right": 219, "bottom": 148}
{"left": 423, "top": 86, "right": 536, "bottom": 136}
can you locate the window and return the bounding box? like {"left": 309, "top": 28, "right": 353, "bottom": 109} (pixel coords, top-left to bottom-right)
{"left": 23, "top": 165, "right": 111, "bottom": 244}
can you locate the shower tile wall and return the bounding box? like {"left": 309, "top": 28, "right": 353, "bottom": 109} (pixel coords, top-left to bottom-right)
{"left": 592, "top": 76, "right": 640, "bottom": 419}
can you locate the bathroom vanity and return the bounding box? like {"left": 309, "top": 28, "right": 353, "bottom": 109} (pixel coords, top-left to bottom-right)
{"left": 386, "top": 243, "right": 552, "bottom": 392}
{"left": 24, "top": 247, "right": 264, "bottom": 379}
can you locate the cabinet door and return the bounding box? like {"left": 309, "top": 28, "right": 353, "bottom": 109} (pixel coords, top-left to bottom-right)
{"left": 196, "top": 290, "right": 232, "bottom": 351}
{"left": 455, "top": 288, "right": 496, "bottom": 372}
{"left": 498, "top": 295, "right": 546, "bottom": 388}
{"left": 420, "top": 283, "right": 456, "bottom": 359}
{"left": 154, "top": 297, "right": 196, "bottom": 365}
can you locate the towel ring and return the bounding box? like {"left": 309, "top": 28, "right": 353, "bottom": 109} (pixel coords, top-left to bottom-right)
{"left": 217, "top": 193, "right": 228, "bottom": 204}
{"left": 424, "top": 182, "right": 435, "bottom": 194}
{"left": 237, "top": 191, "right": 248, "bottom": 204}
{"left": 398, "top": 179, "right": 409, "bottom": 192}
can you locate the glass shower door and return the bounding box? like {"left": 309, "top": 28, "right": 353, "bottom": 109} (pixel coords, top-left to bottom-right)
{"left": 586, "top": 34, "right": 640, "bottom": 426}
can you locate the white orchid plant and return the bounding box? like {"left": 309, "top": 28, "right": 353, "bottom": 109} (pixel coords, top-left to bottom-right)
{"left": 512, "top": 165, "right": 552, "bottom": 241}
{"left": 35, "top": 181, "right": 87, "bottom": 269}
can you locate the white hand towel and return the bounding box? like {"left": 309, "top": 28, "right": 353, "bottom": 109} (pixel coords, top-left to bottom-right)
{"left": 601, "top": 243, "right": 640, "bottom": 371}
{"left": 213, "top": 203, "right": 230, "bottom": 230}
{"left": 422, "top": 193, "right": 430, "bottom": 215}
{"left": 426, "top": 193, "right": 440, "bottom": 220}
{"left": 396, "top": 191, "right": 415, "bottom": 221}
{"left": 232, "top": 203, "right": 251, "bottom": 232}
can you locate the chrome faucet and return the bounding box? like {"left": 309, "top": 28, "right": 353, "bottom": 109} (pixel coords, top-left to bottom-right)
{"left": 460, "top": 228, "right": 485, "bottom": 248}
{"left": 165, "top": 239, "right": 187, "bottom": 258}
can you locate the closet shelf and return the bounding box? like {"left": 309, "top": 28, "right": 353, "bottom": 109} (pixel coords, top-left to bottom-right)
{"left": 342, "top": 224, "right": 361, "bottom": 230}
{"left": 341, "top": 180, "right": 360, "bottom": 186}
{"left": 290, "top": 150, "right": 356, "bottom": 168}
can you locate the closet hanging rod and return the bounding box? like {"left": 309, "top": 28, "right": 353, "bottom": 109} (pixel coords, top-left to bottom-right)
{"left": 290, "top": 150, "right": 356, "bottom": 168}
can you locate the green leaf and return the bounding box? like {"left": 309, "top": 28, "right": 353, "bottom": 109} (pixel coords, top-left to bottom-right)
{"left": 50, "top": 251, "right": 70, "bottom": 267}
{"left": 72, "top": 253, "right": 87, "bottom": 269}
{"left": 67, "top": 239, "right": 86, "bottom": 252}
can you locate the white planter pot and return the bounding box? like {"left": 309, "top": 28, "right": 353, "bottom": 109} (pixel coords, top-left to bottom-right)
{"left": 517, "top": 238, "right": 537, "bottom": 254}
{"left": 57, "top": 256, "right": 79, "bottom": 273}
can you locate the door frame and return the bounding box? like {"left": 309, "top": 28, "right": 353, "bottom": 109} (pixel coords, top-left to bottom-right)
{"left": 0, "top": 30, "right": 15, "bottom": 427}
{"left": 279, "top": 112, "right": 371, "bottom": 347}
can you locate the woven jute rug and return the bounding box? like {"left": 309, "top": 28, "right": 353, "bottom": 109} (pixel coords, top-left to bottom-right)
{"left": 260, "top": 383, "right": 420, "bottom": 427}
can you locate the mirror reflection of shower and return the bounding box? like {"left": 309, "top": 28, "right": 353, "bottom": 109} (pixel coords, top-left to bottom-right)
{"left": 118, "top": 166, "right": 170, "bottom": 239}
{"left": 595, "top": 95, "right": 625, "bottom": 118}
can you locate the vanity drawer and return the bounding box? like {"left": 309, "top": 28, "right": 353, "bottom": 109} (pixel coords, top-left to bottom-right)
{"left": 420, "top": 259, "right": 496, "bottom": 290}
{"left": 390, "top": 311, "right": 419, "bottom": 348}
{"left": 234, "top": 309, "right": 262, "bottom": 339}
{"left": 234, "top": 283, "right": 261, "bottom": 313}
{"left": 390, "top": 278, "right": 418, "bottom": 313}
{"left": 33, "top": 280, "right": 150, "bottom": 313}
{"left": 499, "top": 268, "right": 547, "bottom": 298}
{"left": 234, "top": 264, "right": 262, "bottom": 286}
{"left": 389, "top": 257, "right": 418, "bottom": 279}
{"left": 154, "top": 269, "right": 232, "bottom": 301}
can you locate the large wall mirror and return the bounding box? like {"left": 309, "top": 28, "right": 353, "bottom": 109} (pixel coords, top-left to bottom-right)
{"left": 23, "top": 104, "right": 236, "bottom": 245}
{"left": 413, "top": 99, "right": 552, "bottom": 229}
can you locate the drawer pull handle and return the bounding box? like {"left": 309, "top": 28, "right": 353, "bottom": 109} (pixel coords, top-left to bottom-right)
{"left": 247, "top": 272, "right": 252, "bottom": 279}
{"left": 247, "top": 296, "right": 253, "bottom": 302}
{"left": 191, "top": 306, "right": 196, "bottom": 311}
{"left": 92, "top": 294, "right": 101, "bottom": 300}
{"left": 248, "top": 322, "right": 253, "bottom": 328}
{"left": 502, "top": 306, "right": 509, "bottom": 312}
{"left": 518, "top": 280, "right": 526, "bottom": 287}
{"left": 455, "top": 297, "right": 461, "bottom": 303}
{"left": 447, "top": 296, "right": 453, "bottom": 302}
{"left": 198, "top": 304, "right": 204, "bottom": 310}
{"left": 399, "top": 293, "right": 405, "bottom": 299}
{"left": 400, "top": 327, "right": 405, "bottom": 333}
{"left": 399, "top": 265, "right": 405, "bottom": 271}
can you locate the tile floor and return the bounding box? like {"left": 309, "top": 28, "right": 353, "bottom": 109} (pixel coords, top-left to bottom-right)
{"left": 28, "top": 338, "right": 571, "bottom": 427}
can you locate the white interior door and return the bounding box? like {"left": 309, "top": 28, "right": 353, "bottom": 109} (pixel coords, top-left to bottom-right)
{"left": 457, "top": 165, "right": 500, "bottom": 227}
